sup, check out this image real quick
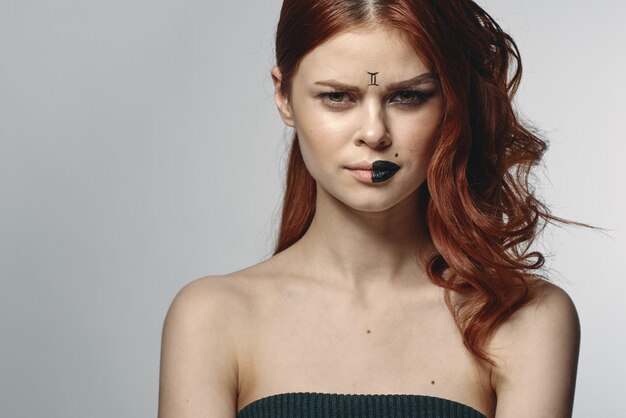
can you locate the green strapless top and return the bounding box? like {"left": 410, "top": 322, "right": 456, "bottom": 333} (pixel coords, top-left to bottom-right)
{"left": 236, "top": 392, "right": 487, "bottom": 418}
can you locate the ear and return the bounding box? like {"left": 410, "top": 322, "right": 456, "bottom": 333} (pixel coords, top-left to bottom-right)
{"left": 271, "top": 66, "right": 295, "bottom": 127}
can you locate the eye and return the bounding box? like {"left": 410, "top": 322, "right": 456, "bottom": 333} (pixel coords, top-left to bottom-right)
{"left": 389, "top": 90, "right": 434, "bottom": 107}
{"left": 327, "top": 92, "right": 346, "bottom": 102}
{"left": 319, "top": 92, "right": 354, "bottom": 109}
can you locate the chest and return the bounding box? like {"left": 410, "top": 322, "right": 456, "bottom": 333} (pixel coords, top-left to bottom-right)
{"left": 236, "top": 289, "right": 494, "bottom": 414}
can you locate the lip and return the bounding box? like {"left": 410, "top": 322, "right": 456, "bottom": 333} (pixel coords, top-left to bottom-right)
{"left": 344, "top": 161, "right": 374, "bottom": 170}
{"left": 372, "top": 160, "right": 400, "bottom": 183}
{"left": 344, "top": 160, "right": 401, "bottom": 183}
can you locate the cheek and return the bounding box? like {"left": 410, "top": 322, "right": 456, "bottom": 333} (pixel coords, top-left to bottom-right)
{"left": 293, "top": 111, "right": 354, "bottom": 167}
{"left": 293, "top": 120, "right": 334, "bottom": 179}
{"left": 392, "top": 112, "right": 440, "bottom": 158}
{"left": 296, "top": 125, "right": 343, "bottom": 182}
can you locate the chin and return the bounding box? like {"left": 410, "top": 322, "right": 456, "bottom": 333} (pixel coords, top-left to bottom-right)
{"left": 336, "top": 192, "right": 414, "bottom": 214}
{"left": 316, "top": 176, "right": 424, "bottom": 214}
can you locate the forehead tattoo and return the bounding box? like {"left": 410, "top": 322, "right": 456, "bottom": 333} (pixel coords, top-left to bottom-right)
{"left": 367, "top": 71, "right": 379, "bottom": 86}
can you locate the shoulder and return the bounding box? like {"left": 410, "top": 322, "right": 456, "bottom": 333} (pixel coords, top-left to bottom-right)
{"left": 489, "top": 280, "right": 580, "bottom": 354}
{"left": 167, "top": 273, "right": 250, "bottom": 313}
{"left": 488, "top": 279, "right": 580, "bottom": 417}
{"left": 161, "top": 259, "right": 284, "bottom": 352}
{"left": 162, "top": 269, "right": 268, "bottom": 346}
{"left": 163, "top": 274, "right": 247, "bottom": 333}
{"left": 158, "top": 273, "right": 259, "bottom": 418}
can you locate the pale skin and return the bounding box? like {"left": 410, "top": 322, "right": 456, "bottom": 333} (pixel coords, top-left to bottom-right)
{"left": 158, "top": 26, "right": 580, "bottom": 418}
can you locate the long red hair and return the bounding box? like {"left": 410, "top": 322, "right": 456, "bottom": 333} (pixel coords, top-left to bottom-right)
{"left": 273, "top": 0, "right": 559, "bottom": 363}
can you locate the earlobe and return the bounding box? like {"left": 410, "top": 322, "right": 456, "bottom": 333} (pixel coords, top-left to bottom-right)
{"left": 271, "top": 66, "right": 295, "bottom": 127}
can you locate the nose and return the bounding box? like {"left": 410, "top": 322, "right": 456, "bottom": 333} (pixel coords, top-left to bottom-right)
{"left": 354, "top": 102, "right": 391, "bottom": 149}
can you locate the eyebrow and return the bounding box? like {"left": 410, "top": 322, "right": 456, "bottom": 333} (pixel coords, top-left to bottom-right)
{"left": 314, "top": 72, "right": 438, "bottom": 91}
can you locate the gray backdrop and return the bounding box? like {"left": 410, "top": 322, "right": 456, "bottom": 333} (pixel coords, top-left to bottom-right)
{"left": 1, "top": 1, "right": 624, "bottom": 417}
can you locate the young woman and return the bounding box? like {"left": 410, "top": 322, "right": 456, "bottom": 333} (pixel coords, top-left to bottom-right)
{"left": 158, "top": 1, "right": 580, "bottom": 417}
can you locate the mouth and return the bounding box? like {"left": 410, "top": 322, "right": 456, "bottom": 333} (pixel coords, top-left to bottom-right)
{"left": 371, "top": 160, "right": 400, "bottom": 183}
{"left": 345, "top": 160, "right": 401, "bottom": 183}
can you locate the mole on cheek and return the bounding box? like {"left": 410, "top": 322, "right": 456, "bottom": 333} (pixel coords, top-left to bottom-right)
{"left": 395, "top": 153, "right": 399, "bottom": 157}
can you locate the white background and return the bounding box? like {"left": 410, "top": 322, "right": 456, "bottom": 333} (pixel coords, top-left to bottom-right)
{"left": 1, "top": 1, "right": 624, "bottom": 417}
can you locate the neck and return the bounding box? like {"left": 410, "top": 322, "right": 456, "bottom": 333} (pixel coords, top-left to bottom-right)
{"left": 290, "top": 185, "right": 434, "bottom": 293}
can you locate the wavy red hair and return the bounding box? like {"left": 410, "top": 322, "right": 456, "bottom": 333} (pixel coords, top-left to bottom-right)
{"left": 273, "top": 0, "right": 561, "bottom": 363}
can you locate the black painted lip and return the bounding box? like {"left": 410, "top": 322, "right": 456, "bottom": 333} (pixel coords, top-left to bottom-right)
{"left": 372, "top": 160, "right": 400, "bottom": 183}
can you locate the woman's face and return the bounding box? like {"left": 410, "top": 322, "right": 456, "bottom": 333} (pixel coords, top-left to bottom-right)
{"left": 273, "top": 26, "right": 443, "bottom": 213}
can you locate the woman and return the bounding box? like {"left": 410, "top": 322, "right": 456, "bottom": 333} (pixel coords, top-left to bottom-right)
{"left": 158, "top": 1, "right": 580, "bottom": 417}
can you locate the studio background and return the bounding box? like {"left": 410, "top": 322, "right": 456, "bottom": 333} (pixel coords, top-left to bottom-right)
{"left": 1, "top": 1, "right": 624, "bottom": 417}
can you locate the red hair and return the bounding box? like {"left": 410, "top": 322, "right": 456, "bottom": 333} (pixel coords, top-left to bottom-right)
{"left": 273, "top": 0, "right": 560, "bottom": 363}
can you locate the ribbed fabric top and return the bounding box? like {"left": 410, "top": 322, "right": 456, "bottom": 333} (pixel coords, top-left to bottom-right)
{"left": 236, "top": 392, "right": 487, "bottom": 418}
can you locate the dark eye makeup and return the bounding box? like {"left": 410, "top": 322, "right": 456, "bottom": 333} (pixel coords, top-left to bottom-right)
{"left": 389, "top": 90, "right": 434, "bottom": 106}
{"left": 318, "top": 89, "right": 435, "bottom": 109}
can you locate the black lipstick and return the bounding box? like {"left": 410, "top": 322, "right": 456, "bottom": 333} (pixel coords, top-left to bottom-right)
{"left": 372, "top": 160, "right": 400, "bottom": 183}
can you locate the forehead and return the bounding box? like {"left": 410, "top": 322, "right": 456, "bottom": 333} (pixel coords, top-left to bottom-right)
{"left": 296, "top": 26, "right": 429, "bottom": 83}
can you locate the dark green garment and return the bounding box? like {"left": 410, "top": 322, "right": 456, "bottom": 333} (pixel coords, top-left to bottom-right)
{"left": 236, "top": 392, "right": 487, "bottom": 418}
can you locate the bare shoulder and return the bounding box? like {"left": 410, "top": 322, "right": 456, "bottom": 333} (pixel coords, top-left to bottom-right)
{"left": 158, "top": 271, "right": 263, "bottom": 418}
{"left": 489, "top": 280, "right": 580, "bottom": 351}
{"left": 161, "top": 266, "right": 271, "bottom": 359}
{"left": 489, "top": 279, "right": 581, "bottom": 418}
{"left": 162, "top": 274, "right": 254, "bottom": 346}
{"left": 167, "top": 273, "right": 252, "bottom": 315}
{"left": 164, "top": 261, "right": 275, "bottom": 325}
